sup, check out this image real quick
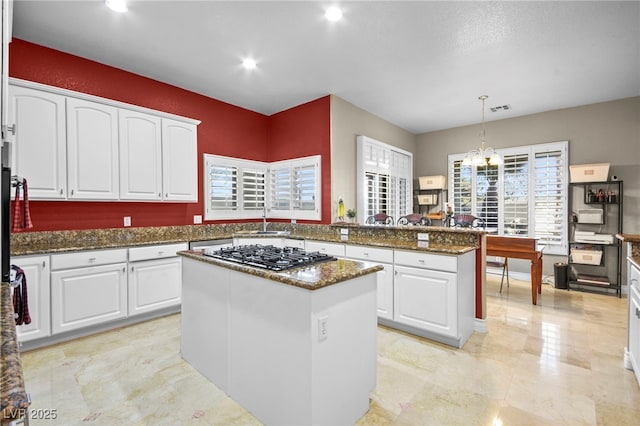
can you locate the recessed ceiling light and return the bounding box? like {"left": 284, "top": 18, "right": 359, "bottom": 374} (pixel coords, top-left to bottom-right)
{"left": 105, "top": 0, "right": 128, "bottom": 13}
{"left": 325, "top": 6, "right": 343, "bottom": 22}
{"left": 242, "top": 58, "right": 257, "bottom": 70}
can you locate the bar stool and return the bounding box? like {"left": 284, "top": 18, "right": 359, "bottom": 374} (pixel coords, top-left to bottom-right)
{"left": 487, "top": 257, "right": 509, "bottom": 292}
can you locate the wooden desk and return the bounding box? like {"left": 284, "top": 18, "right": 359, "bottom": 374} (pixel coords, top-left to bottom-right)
{"left": 486, "top": 235, "right": 543, "bottom": 305}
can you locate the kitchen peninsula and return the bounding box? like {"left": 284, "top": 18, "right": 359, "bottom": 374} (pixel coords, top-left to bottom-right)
{"left": 178, "top": 248, "right": 382, "bottom": 426}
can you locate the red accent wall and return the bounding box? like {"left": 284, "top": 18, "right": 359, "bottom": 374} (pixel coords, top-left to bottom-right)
{"left": 8, "top": 39, "right": 331, "bottom": 231}
{"left": 267, "top": 97, "right": 332, "bottom": 223}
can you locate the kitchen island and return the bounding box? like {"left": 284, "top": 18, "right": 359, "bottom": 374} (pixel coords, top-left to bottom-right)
{"left": 178, "top": 249, "right": 382, "bottom": 426}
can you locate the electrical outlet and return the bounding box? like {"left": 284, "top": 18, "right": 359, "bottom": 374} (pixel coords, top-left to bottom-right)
{"left": 193, "top": 215, "right": 202, "bottom": 224}
{"left": 318, "top": 316, "right": 328, "bottom": 341}
{"left": 123, "top": 216, "right": 131, "bottom": 227}
{"left": 291, "top": 218, "right": 297, "bottom": 224}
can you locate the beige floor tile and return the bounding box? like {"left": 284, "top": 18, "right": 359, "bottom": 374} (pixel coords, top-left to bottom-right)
{"left": 18, "top": 275, "right": 640, "bottom": 425}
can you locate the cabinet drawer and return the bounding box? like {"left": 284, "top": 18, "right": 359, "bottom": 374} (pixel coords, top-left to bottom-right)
{"left": 51, "top": 248, "right": 128, "bottom": 270}
{"left": 345, "top": 245, "right": 394, "bottom": 263}
{"left": 394, "top": 249, "right": 457, "bottom": 272}
{"left": 129, "top": 243, "right": 188, "bottom": 262}
{"left": 305, "top": 241, "right": 345, "bottom": 257}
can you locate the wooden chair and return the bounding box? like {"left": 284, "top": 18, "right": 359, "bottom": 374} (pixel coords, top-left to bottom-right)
{"left": 365, "top": 213, "right": 394, "bottom": 225}
{"left": 397, "top": 213, "right": 431, "bottom": 226}
{"left": 487, "top": 257, "right": 509, "bottom": 292}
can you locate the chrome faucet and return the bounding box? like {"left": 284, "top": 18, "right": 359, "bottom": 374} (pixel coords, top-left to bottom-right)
{"left": 262, "top": 204, "right": 269, "bottom": 232}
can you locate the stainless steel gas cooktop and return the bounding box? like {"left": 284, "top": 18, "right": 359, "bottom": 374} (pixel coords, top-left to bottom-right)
{"left": 203, "top": 245, "right": 336, "bottom": 271}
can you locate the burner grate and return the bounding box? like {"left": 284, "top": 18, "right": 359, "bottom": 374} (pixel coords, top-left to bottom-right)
{"left": 203, "top": 244, "right": 336, "bottom": 271}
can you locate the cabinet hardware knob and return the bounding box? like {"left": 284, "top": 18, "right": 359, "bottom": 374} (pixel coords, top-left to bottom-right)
{"left": 131, "top": 267, "right": 134, "bottom": 272}
{"left": 159, "top": 193, "right": 161, "bottom": 197}
{"left": 71, "top": 189, "right": 74, "bottom": 196}
{"left": 88, "top": 257, "right": 96, "bottom": 262}
{"left": 42, "top": 261, "right": 46, "bottom": 268}
{"left": 60, "top": 189, "right": 64, "bottom": 195}
{"left": 636, "top": 307, "right": 640, "bottom": 319}
{"left": 5, "top": 124, "right": 16, "bottom": 135}
{"left": 158, "top": 251, "right": 164, "bottom": 255}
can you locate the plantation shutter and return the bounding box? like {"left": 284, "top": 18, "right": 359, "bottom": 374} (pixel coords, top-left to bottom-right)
{"left": 208, "top": 164, "right": 237, "bottom": 211}
{"left": 534, "top": 149, "right": 567, "bottom": 253}
{"left": 241, "top": 168, "right": 265, "bottom": 212}
{"left": 502, "top": 153, "right": 529, "bottom": 235}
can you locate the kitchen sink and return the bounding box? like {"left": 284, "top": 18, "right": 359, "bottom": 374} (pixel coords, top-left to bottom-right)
{"left": 234, "top": 230, "right": 291, "bottom": 236}
{"left": 255, "top": 230, "right": 290, "bottom": 236}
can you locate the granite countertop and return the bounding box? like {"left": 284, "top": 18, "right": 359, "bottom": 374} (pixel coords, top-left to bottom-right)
{"left": 11, "top": 224, "right": 479, "bottom": 257}
{"left": 616, "top": 234, "right": 640, "bottom": 268}
{"left": 178, "top": 250, "right": 383, "bottom": 290}
{"left": 0, "top": 284, "right": 30, "bottom": 422}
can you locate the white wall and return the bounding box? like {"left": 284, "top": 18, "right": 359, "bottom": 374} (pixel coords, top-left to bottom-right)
{"left": 330, "top": 95, "right": 416, "bottom": 221}
{"left": 414, "top": 96, "right": 640, "bottom": 277}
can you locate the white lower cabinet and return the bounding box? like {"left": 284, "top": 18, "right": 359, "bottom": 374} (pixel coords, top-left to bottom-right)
{"left": 51, "top": 249, "right": 127, "bottom": 334}
{"left": 345, "top": 245, "right": 394, "bottom": 320}
{"left": 128, "top": 243, "right": 186, "bottom": 316}
{"left": 12, "top": 255, "right": 51, "bottom": 342}
{"left": 393, "top": 265, "right": 457, "bottom": 337}
{"left": 627, "top": 261, "right": 640, "bottom": 385}
{"left": 388, "top": 249, "right": 475, "bottom": 348}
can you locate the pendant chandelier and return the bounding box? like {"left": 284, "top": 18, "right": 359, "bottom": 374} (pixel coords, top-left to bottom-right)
{"left": 462, "top": 95, "right": 501, "bottom": 166}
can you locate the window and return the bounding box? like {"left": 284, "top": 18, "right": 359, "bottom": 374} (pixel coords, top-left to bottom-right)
{"left": 204, "top": 155, "right": 266, "bottom": 220}
{"left": 204, "top": 154, "right": 321, "bottom": 221}
{"left": 357, "top": 135, "right": 412, "bottom": 224}
{"left": 448, "top": 141, "right": 568, "bottom": 255}
{"left": 269, "top": 156, "right": 321, "bottom": 220}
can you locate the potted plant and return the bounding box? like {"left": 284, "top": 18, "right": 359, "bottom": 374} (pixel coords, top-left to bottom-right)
{"left": 346, "top": 209, "right": 357, "bottom": 223}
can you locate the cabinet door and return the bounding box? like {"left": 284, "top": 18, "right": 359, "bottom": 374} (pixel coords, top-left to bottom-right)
{"left": 51, "top": 263, "right": 127, "bottom": 334}
{"left": 8, "top": 85, "right": 67, "bottom": 199}
{"left": 393, "top": 265, "right": 457, "bottom": 337}
{"left": 66, "top": 98, "right": 119, "bottom": 199}
{"left": 629, "top": 264, "right": 640, "bottom": 383}
{"left": 162, "top": 118, "right": 197, "bottom": 201}
{"left": 13, "top": 255, "right": 50, "bottom": 342}
{"left": 128, "top": 257, "right": 182, "bottom": 316}
{"left": 119, "top": 109, "right": 162, "bottom": 200}
{"left": 629, "top": 288, "right": 640, "bottom": 381}
{"left": 375, "top": 263, "right": 394, "bottom": 320}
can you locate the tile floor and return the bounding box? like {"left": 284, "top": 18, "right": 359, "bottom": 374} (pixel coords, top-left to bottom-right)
{"left": 20, "top": 275, "right": 640, "bottom": 425}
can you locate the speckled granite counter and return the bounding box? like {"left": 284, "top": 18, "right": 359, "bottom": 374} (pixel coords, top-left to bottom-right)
{"left": 10, "top": 223, "right": 482, "bottom": 256}
{"left": 617, "top": 233, "right": 640, "bottom": 269}
{"left": 0, "top": 284, "right": 30, "bottom": 423}
{"left": 178, "top": 250, "right": 383, "bottom": 290}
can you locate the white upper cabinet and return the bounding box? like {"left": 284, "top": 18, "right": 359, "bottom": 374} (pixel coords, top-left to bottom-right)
{"left": 66, "top": 97, "right": 119, "bottom": 200}
{"left": 119, "top": 109, "right": 163, "bottom": 200}
{"left": 8, "top": 79, "right": 199, "bottom": 202}
{"left": 162, "top": 118, "right": 198, "bottom": 202}
{"left": 8, "top": 85, "right": 67, "bottom": 198}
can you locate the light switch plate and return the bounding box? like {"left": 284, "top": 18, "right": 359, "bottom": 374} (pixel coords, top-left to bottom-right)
{"left": 123, "top": 216, "right": 131, "bottom": 227}
{"left": 193, "top": 215, "right": 203, "bottom": 224}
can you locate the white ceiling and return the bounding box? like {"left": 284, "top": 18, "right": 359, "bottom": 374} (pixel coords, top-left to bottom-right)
{"left": 11, "top": 0, "right": 640, "bottom": 134}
